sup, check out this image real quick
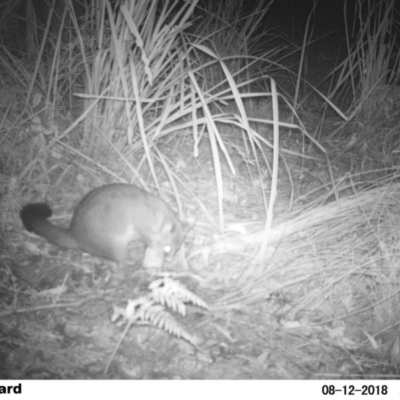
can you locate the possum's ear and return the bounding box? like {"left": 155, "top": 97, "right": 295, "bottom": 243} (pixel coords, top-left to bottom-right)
{"left": 161, "top": 218, "right": 176, "bottom": 235}
{"left": 181, "top": 217, "right": 195, "bottom": 238}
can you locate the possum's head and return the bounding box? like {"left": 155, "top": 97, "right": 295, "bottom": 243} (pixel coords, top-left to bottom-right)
{"left": 161, "top": 217, "right": 186, "bottom": 256}
{"left": 142, "top": 213, "right": 191, "bottom": 269}
{"left": 143, "top": 219, "right": 185, "bottom": 268}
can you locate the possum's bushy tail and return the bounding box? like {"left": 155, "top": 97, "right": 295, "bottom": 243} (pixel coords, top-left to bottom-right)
{"left": 20, "top": 203, "right": 78, "bottom": 249}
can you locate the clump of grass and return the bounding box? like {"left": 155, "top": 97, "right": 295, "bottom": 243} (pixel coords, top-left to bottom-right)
{"left": 2, "top": 0, "right": 305, "bottom": 233}
{"left": 327, "top": 0, "right": 400, "bottom": 142}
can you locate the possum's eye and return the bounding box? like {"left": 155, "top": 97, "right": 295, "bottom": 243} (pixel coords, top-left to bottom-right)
{"left": 163, "top": 245, "right": 172, "bottom": 254}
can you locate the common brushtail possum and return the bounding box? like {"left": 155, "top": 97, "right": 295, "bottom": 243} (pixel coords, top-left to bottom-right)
{"left": 20, "top": 183, "right": 184, "bottom": 268}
